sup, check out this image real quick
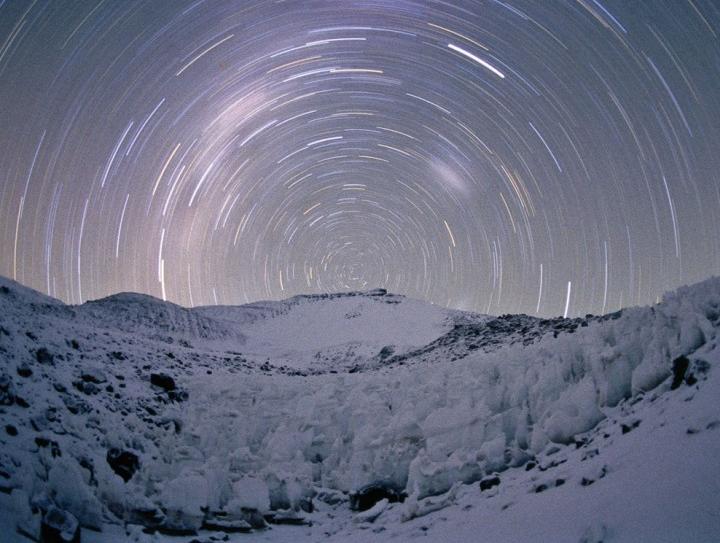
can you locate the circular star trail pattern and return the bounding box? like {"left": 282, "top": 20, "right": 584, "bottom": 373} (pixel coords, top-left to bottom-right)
{"left": 1, "top": 1, "right": 719, "bottom": 317}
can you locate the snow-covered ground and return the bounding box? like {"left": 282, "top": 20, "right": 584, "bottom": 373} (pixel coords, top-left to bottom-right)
{"left": 0, "top": 276, "right": 719, "bottom": 542}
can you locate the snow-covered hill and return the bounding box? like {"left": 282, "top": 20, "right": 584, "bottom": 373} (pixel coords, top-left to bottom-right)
{"left": 0, "top": 276, "right": 719, "bottom": 542}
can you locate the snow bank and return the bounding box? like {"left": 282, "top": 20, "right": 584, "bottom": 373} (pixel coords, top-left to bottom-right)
{"left": 138, "top": 278, "right": 720, "bottom": 513}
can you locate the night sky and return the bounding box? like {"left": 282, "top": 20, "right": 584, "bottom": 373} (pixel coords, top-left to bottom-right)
{"left": 1, "top": 1, "right": 719, "bottom": 317}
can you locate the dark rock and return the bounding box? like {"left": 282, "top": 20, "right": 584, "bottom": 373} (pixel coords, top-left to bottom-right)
{"left": 349, "top": 482, "right": 405, "bottom": 512}
{"left": 106, "top": 448, "right": 140, "bottom": 482}
{"left": 35, "top": 347, "right": 54, "bottom": 364}
{"left": 671, "top": 355, "right": 690, "bottom": 390}
{"left": 150, "top": 373, "right": 176, "bottom": 391}
{"left": 41, "top": 506, "right": 81, "bottom": 543}
{"left": 53, "top": 382, "right": 67, "bottom": 393}
{"left": 126, "top": 506, "right": 164, "bottom": 529}
{"left": 62, "top": 394, "right": 90, "bottom": 414}
{"left": 378, "top": 345, "right": 395, "bottom": 359}
{"left": 534, "top": 483, "right": 548, "bottom": 493}
{"left": 265, "top": 510, "right": 310, "bottom": 525}
{"left": 35, "top": 437, "right": 61, "bottom": 457}
{"left": 16, "top": 364, "right": 32, "bottom": 378}
{"left": 202, "top": 517, "right": 252, "bottom": 533}
{"left": 15, "top": 395, "right": 29, "bottom": 408}
{"left": 479, "top": 475, "right": 501, "bottom": 491}
{"left": 80, "top": 369, "right": 106, "bottom": 384}
{"left": 621, "top": 420, "right": 640, "bottom": 434}
{"left": 5, "top": 425, "right": 17, "bottom": 436}
{"left": 73, "top": 380, "right": 100, "bottom": 395}
{"left": 108, "top": 351, "right": 126, "bottom": 360}
{"left": 168, "top": 389, "right": 188, "bottom": 402}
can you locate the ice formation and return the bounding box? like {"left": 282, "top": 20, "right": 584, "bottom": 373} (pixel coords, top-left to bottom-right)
{"left": 0, "top": 276, "right": 718, "bottom": 541}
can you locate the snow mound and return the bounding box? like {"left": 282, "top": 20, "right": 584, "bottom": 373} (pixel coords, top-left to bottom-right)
{"left": 78, "top": 293, "right": 246, "bottom": 345}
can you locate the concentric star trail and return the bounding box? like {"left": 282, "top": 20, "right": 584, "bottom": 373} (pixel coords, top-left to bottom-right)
{"left": 1, "top": 1, "right": 719, "bottom": 317}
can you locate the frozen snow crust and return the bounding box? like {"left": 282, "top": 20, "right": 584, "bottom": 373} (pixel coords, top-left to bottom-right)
{"left": 0, "top": 276, "right": 718, "bottom": 539}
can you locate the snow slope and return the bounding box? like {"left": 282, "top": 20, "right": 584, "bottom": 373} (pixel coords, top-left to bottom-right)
{"left": 0, "top": 276, "right": 719, "bottom": 542}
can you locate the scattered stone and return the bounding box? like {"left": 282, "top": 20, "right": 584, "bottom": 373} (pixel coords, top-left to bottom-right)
{"left": 350, "top": 482, "right": 405, "bottom": 512}
{"left": 671, "top": 355, "right": 690, "bottom": 390}
{"left": 80, "top": 368, "right": 106, "bottom": 384}
{"left": 202, "top": 516, "right": 253, "bottom": 533}
{"left": 73, "top": 380, "right": 100, "bottom": 395}
{"left": 53, "top": 382, "right": 67, "bottom": 393}
{"left": 190, "top": 536, "right": 230, "bottom": 543}
{"left": 315, "top": 488, "right": 345, "bottom": 505}
{"left": 41, "top": 505, "right": 80, "bottom": 543}
{"left": 106, "top": 448, "right": 140, "bottom": 482}
{"left": 35, "top": 437, "right": 61, "bottom": 457}
{"left": 150, "top": 373, "right": 176, "bottom": 391}
{"left": 378, "top": 345, "right": 395, "bottom": 359}
{"left": 265, "top": 509, "right": 311, "bottom": 525}
{"left": 62, "top": 394, "right": 91, "bottom": 415}
{"left": 168, "top": 389, "right": 188, "bottom": 402}
{"left": 35, "top": 347, "right": 54, "bottom": 364}
{"left": 479, "top": 475, "right": 501, "bottom": 491}
{"left": 621, "top": 420, "right": 641, "bottom": 434}
{"left": 580, "top": 465, "right": 607, "bottom": 486}
{"left": 126, "top": 506, "right": 164, "bottom": 529}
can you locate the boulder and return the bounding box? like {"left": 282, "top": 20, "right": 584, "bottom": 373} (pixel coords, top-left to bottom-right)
{"left": 106, "top": 448, "right": 140, "bottom": 482}
{"left": 150, "top": 373, "right": 176, "bottom": 391}
{"left": 349, "top": 481, "right": 404, "bottom": 512}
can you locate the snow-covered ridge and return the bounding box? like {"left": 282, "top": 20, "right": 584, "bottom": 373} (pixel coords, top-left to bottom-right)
{"left": 0, "top": 276, "right": 718, "bottom": 541}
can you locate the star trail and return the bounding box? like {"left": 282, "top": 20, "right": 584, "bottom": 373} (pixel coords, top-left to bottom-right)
{"left": 1, "top": 1, "right": 719, "bottom": 317}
